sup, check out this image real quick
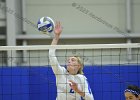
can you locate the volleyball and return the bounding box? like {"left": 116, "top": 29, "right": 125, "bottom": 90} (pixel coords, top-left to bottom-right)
{"left": 37, "top": 16, "right": 55, "bottom": 34}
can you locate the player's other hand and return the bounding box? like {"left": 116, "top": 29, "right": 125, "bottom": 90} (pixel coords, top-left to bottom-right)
{"left": 69, "top": 80, "right": 79, "bottom": 92}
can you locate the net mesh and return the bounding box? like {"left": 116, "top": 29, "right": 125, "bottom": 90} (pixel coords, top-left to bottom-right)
{"left": 0, "top": 43, "right": 140, "bottom": 100}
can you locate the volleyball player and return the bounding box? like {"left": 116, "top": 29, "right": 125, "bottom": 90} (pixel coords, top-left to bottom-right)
{"left": 49, "top": 21, "right": 94, "bottom": 100}
{"left": 124, "top": 85, "right": 140, "bottom": 100}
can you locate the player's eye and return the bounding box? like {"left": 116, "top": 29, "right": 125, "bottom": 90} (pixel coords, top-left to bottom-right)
{"left": 71, "top": 58, "right": 75, "bottom": 61}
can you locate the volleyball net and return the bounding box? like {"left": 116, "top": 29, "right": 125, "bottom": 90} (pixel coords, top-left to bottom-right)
{"left": 0, "top": 43, "right": 140, "bottom": 100}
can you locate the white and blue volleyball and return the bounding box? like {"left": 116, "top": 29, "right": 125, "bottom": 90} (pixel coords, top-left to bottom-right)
{"left": 37, "top": 16, "right": 55, "bottom": 34}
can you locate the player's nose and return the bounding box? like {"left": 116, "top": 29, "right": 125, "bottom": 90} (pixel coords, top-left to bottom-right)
{"left": 68, "top": 59, "right": 71, "bottom": 63}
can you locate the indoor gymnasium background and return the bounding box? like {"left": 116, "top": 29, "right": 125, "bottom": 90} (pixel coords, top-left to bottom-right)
{"left": 0, "top": 0, "right": 140, "bottom": 100}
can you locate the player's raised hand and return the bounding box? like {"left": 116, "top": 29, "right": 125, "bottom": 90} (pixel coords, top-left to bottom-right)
{"left": 54, "top": 21, "right": 62, "bottom": 37}
{"left": 51, "top": 21, "right": 62, "bottom": 45}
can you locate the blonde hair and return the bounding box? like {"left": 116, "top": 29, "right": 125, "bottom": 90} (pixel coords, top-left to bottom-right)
{"left": 74, "top": 56, "right": 84, "bottom": 74}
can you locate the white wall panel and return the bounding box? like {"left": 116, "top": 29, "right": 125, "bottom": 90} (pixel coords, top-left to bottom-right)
{"left": 26, "top": 0, "right": 126, "bottom": 36}
{"left": 133, "top": 1, "right": 140, "bottom": 33}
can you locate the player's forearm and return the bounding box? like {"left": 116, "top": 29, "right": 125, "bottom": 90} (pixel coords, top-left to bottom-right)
{"left": 51, "top": 35, "right": 60, "bottom": 45}
{"left": 76, "top": 89, "right": 85, "bottom": 97}
{"left": 78, "top": 91, "right": 94, "bottom": 100}
{"left": 49, "top": 48, "right": 63, "bottom": 74}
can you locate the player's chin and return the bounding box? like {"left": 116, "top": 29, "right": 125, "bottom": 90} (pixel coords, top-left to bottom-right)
{"left": 67, "top": 66, "right": 72, "bottom": 72}
{"left": 67, "top": 66, "right": 70, "bottom": 70}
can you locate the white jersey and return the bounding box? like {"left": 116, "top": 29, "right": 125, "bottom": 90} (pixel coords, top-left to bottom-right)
{"left": 49, "top": 49, "right": 94, "bottom": 100}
